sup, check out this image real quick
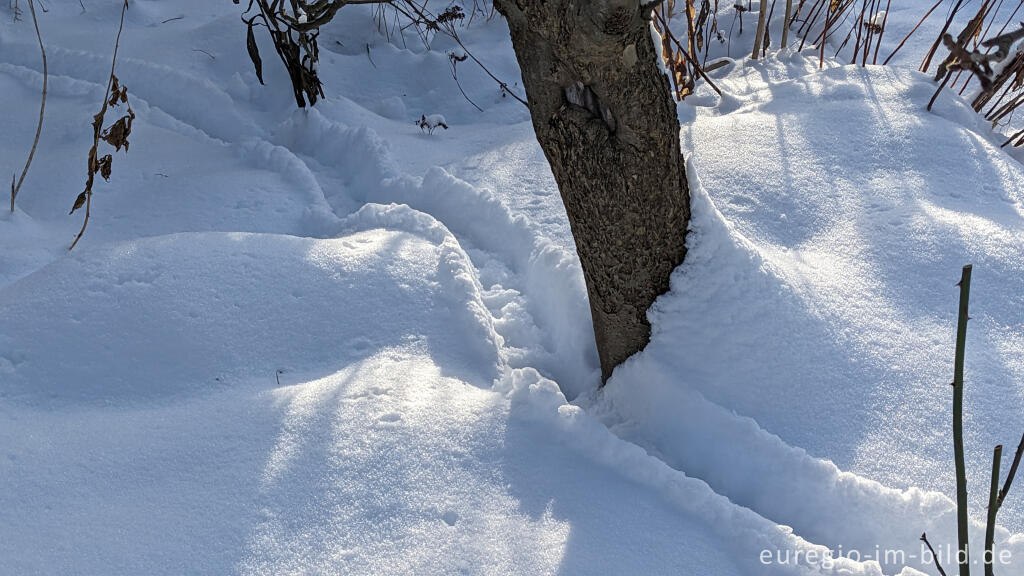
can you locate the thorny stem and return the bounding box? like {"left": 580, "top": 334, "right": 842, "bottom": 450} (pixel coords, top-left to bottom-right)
{"left": 998, "top": 432, "right": 1024, "bottom": 507}
{"left": 952, "top": 264, "right": 972, "bottom": 576}
{"left": 985, "top": 445, "right": 1002, "bottom": 576}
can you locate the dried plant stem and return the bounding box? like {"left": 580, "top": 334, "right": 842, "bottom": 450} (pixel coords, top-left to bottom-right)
{"left": 449, "top": 56, "right": 483, "bottom": 112}
{"left": 752, "top": 0, "right": 769, "bottom": 59}
{"left": 973, "top": 12, "right": 1024, "bottom": 111}
{"left": 817, "top": 1, "right": 853, "bottom": 68}
{"left": 852, "top": 0, "right": 868, "bottom": 63}
{"left": 373, "top": 0, "right": 528, "bottom": 106}
{"left": 920, "top": 533, "right": 949, "bottom": 576}
{"left": 450, "top": 34, "right": 527, "bottom": 106}
{"left": 862, "top": 0, "right": 879, "bottom": 65}
{"left": 937, "top": 0, "right": 994, "bottom": 87}
{"left": 884, "top": 0, "right": 944, "bottom": 65}
{"left": 685, "top": 0, "right": 699, "bottom": 63}
{"left": 798, "top": 0, "right": 828, "bottom": 51}
{"left": 984, "top": 0, "right": 1024, "bottom": 51}
{"left": 655, "top": 11, "right": 723, "bottom": 95}
{"left": 780, "top": 0, "right": 794, "bottom": 47}
{"left": 977, "top": 0, "right": 1008, "bottom": 52}
{"left": 952, "top": 264, "right": 973, "bottom": 576}
{"left": 762, "top": 0, "right": 778, "bottom": 57}
{"left": 922, "top": 0, "right": 965, "bottom": 73}
{"left": 871, "top": 0, "right": 890, "bottom": 64}
{"left": 1004, "top": 127, "right": 1024, "bottom": 146}
{"left": 835, "top": 17, "right": 858, "bottom": 56}
{"left": 70, "top": 0, "right": 127, "bottom": 251}
{"left": 927, "top": 70, "right": 952, "bottom": 110}
{"left": 10, "top": 0, "right": 46, "bottom": 213}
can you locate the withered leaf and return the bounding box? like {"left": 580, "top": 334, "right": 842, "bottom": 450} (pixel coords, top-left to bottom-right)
{"left": 70, "top": 191, "right": 87, "bottom": 215}
{"left": 112, "top": 85, "right": 127, "bottom": 107}
{"left": 101, "top": 109, "right": 135, "bottom": 152}
{"left": 247, "top": 21, "right": 264, "bottom": 85}
{"left": 97, "top": 154, "right": 113, "bottom": 181}
{"left": 107, "top": 75, "right": 124, "bottom": 108}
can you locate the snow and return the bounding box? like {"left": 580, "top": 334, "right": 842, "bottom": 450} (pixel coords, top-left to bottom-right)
{"left": 1, "top": 1, "right": 1022, "bottom": 575}
{"left": 599, "top": 51, "right": 1024, "bottom": 572}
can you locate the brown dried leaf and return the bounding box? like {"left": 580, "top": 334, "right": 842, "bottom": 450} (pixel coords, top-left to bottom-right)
{"left": 70, "top": 191, "right": 87, "bottom": 215}
{"left": 247, "top": 20, "right": 264, "bottom": 85}
{"left": 97, "top": 154, "right": 113, "bottom": 181}
{"left": 108, "top": 75, "right": 121, "bottom": 108}
{"left": 101, "top": 109, "right": 135, "bottom": 152}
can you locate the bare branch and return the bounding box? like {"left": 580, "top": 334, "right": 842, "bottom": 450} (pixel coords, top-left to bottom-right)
{"left": 920, "top": 533, "right": 949, "bottom": 576}
{"left": 10, "top": 0, "right": 46, "bottom": 213}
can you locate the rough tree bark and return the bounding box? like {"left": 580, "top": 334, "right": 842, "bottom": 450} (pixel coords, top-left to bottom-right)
{"left": 493, "top": 0, "right": 691, "bottom": 383}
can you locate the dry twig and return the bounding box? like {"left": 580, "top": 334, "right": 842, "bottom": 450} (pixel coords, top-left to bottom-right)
{"left": 69, "top": 0, "right": 133, "bottom": 250}
{"left": 10, "top": 0, "right": 46, "bottom": 213}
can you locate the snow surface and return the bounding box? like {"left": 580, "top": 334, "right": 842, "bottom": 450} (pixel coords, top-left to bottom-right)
{"left": 1, "top": 1, "right": 1022, "bottom": 575}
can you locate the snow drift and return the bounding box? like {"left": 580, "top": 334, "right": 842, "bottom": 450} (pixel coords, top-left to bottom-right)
{"left": 1, "top": 2, "right": 1023, "bottom": 575}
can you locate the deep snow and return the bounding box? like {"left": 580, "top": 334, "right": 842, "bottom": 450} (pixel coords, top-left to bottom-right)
{"left": 1, "top": 1, "right": 1023, "bottom": 575}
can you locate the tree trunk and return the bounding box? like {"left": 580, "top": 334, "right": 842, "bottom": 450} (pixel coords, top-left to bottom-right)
{"left": 494, "top": 0, "right": 691, "bottom": 383}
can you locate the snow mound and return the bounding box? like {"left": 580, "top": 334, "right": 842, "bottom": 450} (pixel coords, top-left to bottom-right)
{"left": 0, "top": 228, "right": 500, "bottom": 405}
{"left": 598, "top": 56, "right": 1024, "bottom": 573}
{"left": 0, "top": 220, "right": 849, "bottom": 576}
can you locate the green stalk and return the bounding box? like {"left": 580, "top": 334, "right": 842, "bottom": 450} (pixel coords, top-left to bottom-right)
{"left": 985, "top": 445, "right": 1002, "bottom": 576}
{"left": 998, "top": 432, "right": 1024, "bottom": 508}
{"left": 953, "top": 264, "right": 973, "bottom": 576}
